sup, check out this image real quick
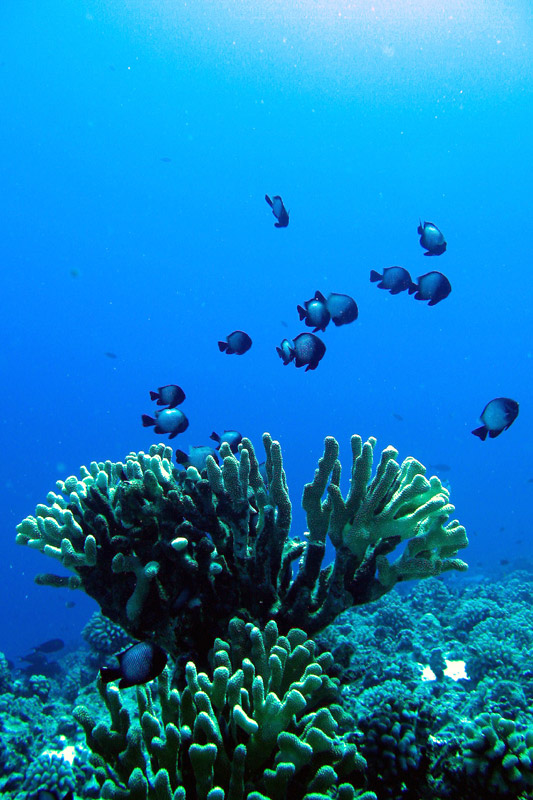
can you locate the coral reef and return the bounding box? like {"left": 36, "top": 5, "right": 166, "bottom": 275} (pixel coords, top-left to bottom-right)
{"left": 16, "top": 434, "right": 468, "bottom": 668}
{"left": 83, "top": 611, "right": 133, "bottom": 656}
{"left": 461, "top": 712, "right": 533, "bottom": 796}
{"left": 21, "top": 752, "right": 77, "bottom": 799}
{"left": 74, "top": 618, "right": 373, "bottom": 800}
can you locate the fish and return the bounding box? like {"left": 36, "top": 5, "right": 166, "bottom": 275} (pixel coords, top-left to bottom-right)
{"left": 32, "top": 638, "right": 65, "bottom": 654}
{"left": 100, "top": 641, "right": 167, "bottom": 689}
{"left": 65, "top": 601, "right": 76, "bottom": 609}
{"left": 428, "top": 463, "right": 451, "bottom": 473}
{"left": 37, "top": 791, "right": 73, "bottom": 800}
{"left": 413, "top": 272, "right": 452, "bottom": 306}
{"left": 297, "top": 291, "right": 331, "bottom": 332}
{"left": 500, "top": 559, "right": 509, "bottom": 566}
{"left": 392, "top": 413, "right": 404, "bottom": 421}
{"left": 210, "top": 430, "right": 243, "bottom": 453}
{"left": 149, "top": 384, "right": 186, "bottom": 408}
{"left": 218, "top": 331, "right": 252, "bottom": 355}
{"left": 265, "top": 194, "right": 289, "bottom": 228}
{"left": 276, "top": 338, "right": 294, "bottom": 365}
{"left": 370, "top": 267, "right": 416, "bottom": 295}
{"left": 291, "top": 333, "right": 326, "bottom": 371}
{"left": 325, "top": 293, "right": 358, "bottom": 326}
{"left": 160, "top": 157, "right": 172, "bottom": 162}
{"left": 418, "top": 220, "right": 447, "bottom": 256}
{"left": 175, "top": 446, "right": 219, "bottom": 471}
{"left": 472, "top": 397, "right": 519, "bottom": 441}
{"left": 20, "top": 651, "right": 50, "bottom": 665}
{"left": 141, "top": 408, "right": 189, "bottom": 439}
{"left": 258, "top": 461, "right": 269, "bottom": 487}
{"left": 104, "top": 351, "right": 117, "bottom": 359}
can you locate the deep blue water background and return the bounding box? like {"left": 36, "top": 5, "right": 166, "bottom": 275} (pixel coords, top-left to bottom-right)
{"left": 1, "top": 0, "right": 531, "bottom": 662}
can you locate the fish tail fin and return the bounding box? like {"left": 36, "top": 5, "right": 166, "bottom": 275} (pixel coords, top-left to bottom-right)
{"left": 274, "top": 222, "right": 283, "bottom": 228}
{"left": 218, "top": 341, "right": 228, "bottom": 352}
{"left": 370, "top": 270, "right": 381, "bottom": 282}
{"left": 418, "top": 219, "right": 423, "bottom": 233}
{"left": 174, "top": 449, "right": 188, "bottom": 465}
{"left": 471, "top": 426, "right": 488, "bottom": 441}
{"left": 209, "top": 431, "right": 220, "bottom": 443}
{"left": 408, "top": 282, "right": 417, "bottom": 294}
{"left": 265, "top": 194, "right": 273, "bottom": 207}
{"left": 149, "top": 391, "right": 159, "bottom": 401}
{"left": 297, "top": 305, "right": 306, "bottom": 320}
{"left": 141, "top": 414, "right": 155, "bottom": 427}
{"left": 100, "top": 666, "right": 122, "bottom": 684}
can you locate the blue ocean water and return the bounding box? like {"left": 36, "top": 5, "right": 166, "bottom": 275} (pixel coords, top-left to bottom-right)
{"left": 1, "top": 0, "right": 531, "bottom": 663}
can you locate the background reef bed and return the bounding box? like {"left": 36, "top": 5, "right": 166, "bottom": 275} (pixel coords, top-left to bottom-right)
{"left": 3, "top": 571, "right": 533, "bottom": 799}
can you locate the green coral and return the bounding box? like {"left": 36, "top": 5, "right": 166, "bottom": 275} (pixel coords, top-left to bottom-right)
{"left": 461, "top": 712, "right": 533, "bottom": 796}
{"left": 21, "top": 753, "right": 76, "bottom": 800}
{"left": 83, "top": 611, "right": 133, "bottom": 656}
{"left": 74, "top": 619, "right": 372, "bottom": 800}
{"left": 16, "top": 434, "right": 467, "bottom": 666}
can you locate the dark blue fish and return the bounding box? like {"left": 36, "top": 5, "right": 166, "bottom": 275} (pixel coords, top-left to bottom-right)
{"left": 297, "top": 291, "right": 330, "bottom": 332}
{"left": 175, "top": 446, "right": 219, "bottom": 471}
{"left": 258, "top": 461, "right": 269, "bottom": 487}
{"left": 149, "top": 384, "right": 186, "bottom": 408}
{"left": 218, "top": 330, "right": 252, "bottom": 355}
{"left": 472, "top": 398, "right": 519, "bottom": 441}
{"left": 291, "top": 333, "right": 326, "bottom": 371}
{"left": 276, "top": 338, "right": 294, "bottom": 365}
{"left": 370, "top": 267, "right": 416, "bottom": 295}
{"left": 265, "top": 194, "right": 289, "bottom": 228}
{"left": 33, "top": 638, "right": 64, "bottom": 654}
{"left": 418, "top": 220, "right": 447, "bottom": 256}
{"left": 210, "top": 430, "right": 242, "bottom": 453}
{"left": 37, "top": 792, "right": 73, "bottom": 800}
{"left": 413, "top": 272, "right": 451, "bottom": 306}
{"left": 100, "top": 641, "right": 167, "bottom": 689}
{"left": 326, "top": 293, "right": 358, "bottom": 326}
{"left": 142, "top": 408, "right": 189, "bottom": 439}
{"left": 104, "top": 351, "right": 117, "bottom": 359}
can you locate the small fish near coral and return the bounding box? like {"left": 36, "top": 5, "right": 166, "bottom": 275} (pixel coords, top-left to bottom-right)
{"left": 218, "top": 330, "right": 252, "bottom": 355}
{"left": 413, "top": 271, "right": 452, "bottom": 306}
{"left": 100, "top": 641, "right": 167, "bottom": 689}
{"left": 141, "top": 408, "right": 189, "bottom": 439}
{"left": 149, "top": 384, "right": 186, "bottom": 408}
{"left": 31, "top": 638, "right": 65, "bottom": 654}
{"left": 210, "top": 429, "right": 242, "bottom": 453}
{"left": 277, "top": 332, "right": 326, "bottom": 371}
{"left": 37, "top": 791, "right": 73, "bottom": 800}
{"left": 265, "top": 193, "right": 289, "bottom": 227}
{"left": 418, "top": 220, "right": 447, "bottom": 255}
{"left": 325, "top": 292, "right": 358, "bottom": 326}
{"left": 472, "top": 397, "right": 519, "bottom": 440}
{"left": 297, "top": 290, "right": 331, "bottom": 332}
{"left": 175, "top": 445, "right": 219, "bottom": 471}
{"left": 370, "top": 266, "right": 417, "bottom": 295}
{"left": 276, "top": 338, "right": 294, "bottom": 365}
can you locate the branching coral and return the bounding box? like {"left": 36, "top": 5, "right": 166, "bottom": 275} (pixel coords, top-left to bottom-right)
{"left": 16, "top": 434, "right": 468, "bottom": 667}
{"left": 73, "top": 619, "right": 373, "bottom": 800}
